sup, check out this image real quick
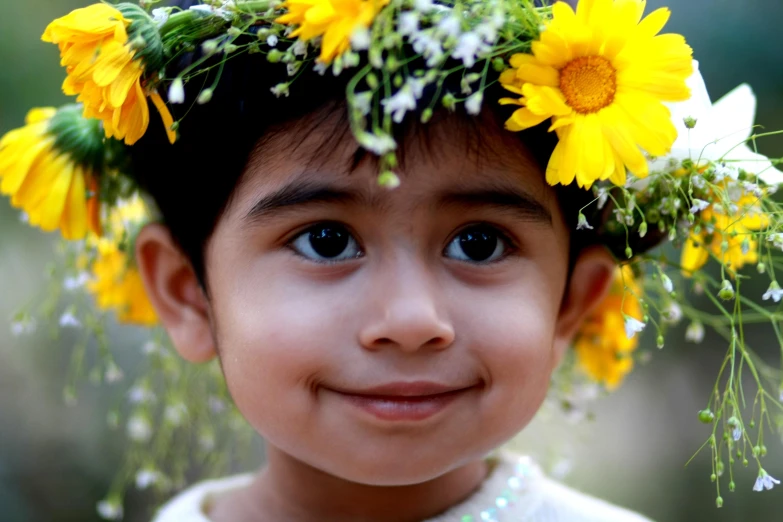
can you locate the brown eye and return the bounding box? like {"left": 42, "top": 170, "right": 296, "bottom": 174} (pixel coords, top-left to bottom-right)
{"left": 290, "top": 223, "right": 361, "bottom": 262}
{"left": 445, "top": 225, "right": 508, "bottom": 263}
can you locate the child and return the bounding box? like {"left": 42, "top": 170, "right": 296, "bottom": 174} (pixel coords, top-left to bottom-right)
{"left": 4, "top": 0, "right": 781, "bottom": 520}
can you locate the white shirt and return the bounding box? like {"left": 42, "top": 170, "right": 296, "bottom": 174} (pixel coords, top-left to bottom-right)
{"left": 152, "top": 453, "right": 653, "bottom": 522}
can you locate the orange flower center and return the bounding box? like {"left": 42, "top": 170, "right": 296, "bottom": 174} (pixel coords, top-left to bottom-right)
{"left": 559, "top": 56, "right": 617, "bottom": 114}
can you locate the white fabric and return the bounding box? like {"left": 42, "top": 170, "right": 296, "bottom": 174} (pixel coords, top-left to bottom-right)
{"left": 152, "top": 453, "right": 653, "bottom": 522}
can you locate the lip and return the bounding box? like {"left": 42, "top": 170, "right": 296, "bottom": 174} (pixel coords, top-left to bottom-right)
{"left": 327, "top": 381, "right": 477, "bottom": 422}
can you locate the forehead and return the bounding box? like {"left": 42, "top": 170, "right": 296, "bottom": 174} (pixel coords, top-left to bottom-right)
{"left": 230, "top": 109, "right": 559, "bottom": 218}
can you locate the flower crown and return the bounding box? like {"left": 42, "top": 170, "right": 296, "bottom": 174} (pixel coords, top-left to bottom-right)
{"left": 2, "top": 0, "right": 782, "bottom": 517}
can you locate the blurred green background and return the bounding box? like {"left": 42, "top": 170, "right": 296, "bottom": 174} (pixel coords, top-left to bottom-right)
{"left": 1, "top": 1, "right": 782, "bottom": 521}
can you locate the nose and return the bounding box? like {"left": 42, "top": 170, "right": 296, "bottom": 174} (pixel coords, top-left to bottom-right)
{"left": 358, "top": 258, "right": 455, "bottom": 353}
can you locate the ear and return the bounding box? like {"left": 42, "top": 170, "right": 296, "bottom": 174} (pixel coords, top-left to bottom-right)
{"left": 553, "top": 245, "right": 616, "bottom": 364}
{"left": 135, "top": 223, "right": 217, "bottom": 363}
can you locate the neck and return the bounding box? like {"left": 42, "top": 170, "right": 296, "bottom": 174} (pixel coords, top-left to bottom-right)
{"left": 211, "top": 445, "right": 489, "bottom": 522}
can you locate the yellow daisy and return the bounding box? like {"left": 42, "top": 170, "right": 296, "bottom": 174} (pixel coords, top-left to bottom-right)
{"left": 42, "top": 3, "right": 176, "bottom": 145}
{"left": 499, "top": 0, "right": 693, "bottom": 188}
{"left": 681, "top": 194, "right": 768, "bottom": 274}
{"left": 0, "top": 107, "right": 101, "bottom": 240}
{"left": 87, "top": 197, "right": 157, "bottom": 326}
{"left": 574, "top": 266, "right": 642, "bottom": 390}
{"left": 276, "top": 0, "right": 389, "bottom": 63}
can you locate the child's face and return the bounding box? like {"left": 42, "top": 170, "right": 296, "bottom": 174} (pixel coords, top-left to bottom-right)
{"left": 137, "top": 115, "right": 614, "bottom": 486}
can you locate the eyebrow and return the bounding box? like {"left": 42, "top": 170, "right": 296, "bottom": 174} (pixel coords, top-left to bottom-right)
{"left": 242, "top": 178, "right": 552, "bottom": 225}
{"left": 435, "top": 186, "right": 552, "bottom": 225}
{"left": 242, "top": 180, "right": 367, "bottom": 224}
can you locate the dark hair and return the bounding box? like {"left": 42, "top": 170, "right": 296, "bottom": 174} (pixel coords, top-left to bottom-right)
{"left": 130, "top": 0, "right": 596, "bottom": 287}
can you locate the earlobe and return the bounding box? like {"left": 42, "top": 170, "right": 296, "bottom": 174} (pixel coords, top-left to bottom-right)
{"left": 553, "top": 246, "right": 616, "bottom": 363}
{"left": 135, "top": 224, "right": 217, "bottom": 363}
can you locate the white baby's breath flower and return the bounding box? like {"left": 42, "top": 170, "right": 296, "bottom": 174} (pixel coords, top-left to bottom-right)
{"left": 313, "top": 60, "right": 328, "bottom": 75}
{"left": 399, "top": 11, "right": 419, "bottom": 37}
{"left": 357, "top": 131, "right": 397, "bottom": 155}
{"left": 624, "top": 317, "right": 646, "bottom": 339}
{"left": 690, "top": 198, "right": 709, "bottom": 214}
{"left": 660, "top": 274, "right": 674, "bottom": 294}
{"left": 414, "top": 0, "right": 434, "bottom": 12}
{"left": 382, "top": 85, "right": 417, "bottom": 123}
{"left": 270, "top": 82, "right": 290, "bottom": 97}
{"left": 767, "top": 233, "right": 783, "bottom": 251}
{"left": 126, "top": 415, "right": 152, "bottom": 443}
{"left": 474, "top": 21, "right": 498, "bottom": 44}
{"left": 168, "top": 78, "right": 185, "bottom": 104}
{"left": 127, "top": 386, "right": 156, "bottom": 405}
{"left": 59, "top": 311, "right": 81, "bottom": 329}
{"left": 451, "top": 32, "right": 489, "bottom": 68}
{"left": 11, "top": 318, "right": 36, "bottom": 337}
{"left": 286, "top": 62, "right": 300, "bottom": 76}
{"left": 63, "top": 272, "right": 90, "bottom": 291}
{"left": 351, "top": 91, "right": 373, "bottom": 115}
{"left": 350, "top": 26, "right": 371, "bottom": 51}
{"left": 663, "top": 302, "right": 682, "bottom": 324}
{"left": 407, "top": 77, "right": 427, "bottom": 99}
{"left": 437, "top": 15, "right": 461, "bottom": 39}
{"left": 685, "top": 321, "right": 705, "bottom": 343}
{"left": 96, "top": 499, "right": 123, "bottom": 520}
{"left": 208, "top": 396, "right": 227, "bottom": 414}
{"left": 18, "top": 211, "right": 28, "bottom": 223}
{"left": 743, "top": 181, "right": 763, "bottom": 198}
{"left": 141, "top": 340, "right": 159, "bottom": 355}
{"left": 753, "top": 469, "right": 780, "bottom": 491}
{"left": 411, "top": 32, "right": 444, "bottom": 66}
{"left": 104, "top": 363, "right": 124, "bottom": 384}
{"left": 151, "top": 8, "right": 170, "bottom": 27}
{"left": 291, "top": 39, "right": 307, "bottom": 56}
{"left": 576, "top": 213, "right": 593, "bottom": 230}
{"left": 596, "top": 188, "right": 609, "bottom": 209}
{"left": 135, "top": 469, "right": 162, "bottom": 490}
{"left": 266, "top": 34, "right": 278, "bottom": 47}
{"left": 164, "top": 403, "right": 188, "bottom": 426}
{"left": 464, "top": 92, "right": 483, "bottom": 115}
{"left": 762, "top": 281, "right": 783, "bottom": 303}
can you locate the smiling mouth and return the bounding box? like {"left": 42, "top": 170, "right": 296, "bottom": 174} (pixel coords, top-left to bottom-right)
{"left": 327, "top": 382, "right": 479, "bottom": 422}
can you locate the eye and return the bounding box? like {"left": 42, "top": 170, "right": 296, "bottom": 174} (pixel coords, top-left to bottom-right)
{"left": 289, "top": 222, "right": 362, "bottom": 262}
{"left": 444, "top": 224, "right": 512, "bottom": 263}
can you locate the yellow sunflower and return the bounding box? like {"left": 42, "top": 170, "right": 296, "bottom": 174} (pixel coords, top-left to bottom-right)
{"left": 499, "top": 0, "right": 693, "bottom": 188}
{"left": 681, "top": 193, "right": 768, "bottom": 274}
{"left": 0, "top": 107, "right": 101, "bottom": 240}
{"left": 42, "top": 3, "right": 176, "bottom": 145}
{"left": 87, "top": 197, "right": 157, "bottom": 326}
{"left": 574, "top": 265, "right": 642, "bottom": 390}
{"left": 276, "top": 0, "right": 389, "bottom": 63}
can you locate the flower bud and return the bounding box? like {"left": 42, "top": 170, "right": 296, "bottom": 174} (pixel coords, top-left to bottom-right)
{"left": 638, "top": 221, "right": 647, "bottom": 238}
{"left": 718, "top": 279, "right": 734, "bottom": 300}
{"left": 683, "top": 116, "right": 697, "bottom": 129}
{"left": 698, "top": 409, "right": 715, "bottom": 424}
{"left": 197, "top": 88, "right": 213, "bottom": 105}
{"left": 715, "top": 496, "right": 723, "bottom": 508}
{"left": 378, "top": 171, "right": 400, "bottom": 189}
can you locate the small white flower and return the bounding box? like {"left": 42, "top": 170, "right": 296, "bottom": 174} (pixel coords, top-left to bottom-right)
{"left": 141, "top": 341, "right": 159, "bottom": 355}
{"left": 11, "top": 318, "right": 36, "bottom": 337}
{"left": 762, "top": 281, "right": 783, "bottom": 303}
{"left": 270, "top": 82, "right": 290, "bottom": 97}
{"left": 151, "top": 8, "right": 170, "bottom": 27}
{"left": 266, "top": 34, "right": 278, "bottom": 47}
{"left": 742, "top": 181, "right": 763, "bottom": 198}
{"left": 437, "top": 15, "right": 461, "bottom": 40}
{"left": 597, "top": 188, "right": 609, "bottom": 209}
{"left": 576, "top": 213, "right": 593, "bottom": 230}
{"left": 18, "top": 211, "right": 29, "bottom": 223}
{"left": 351, "top": 91, "right": 373, "bottom": 115}
{"left": 382, "top": 85, "right": 417, "bottom": 123}
{"left": 63, "top": 272, "right": 90, "bottom": 291}
{"left": 661, "top": 274, "right": 674, "bottom": 294}
{"left": 164, "top": 403, "right": 188, "bottom": 426}
{"left": 689, "top": 198, "right": 709, "bottom": 214}
{"left": 313, "top": 60, "right": 328, "bottom": 75}
{"left": 59, "top": 311, "right": 81, "bottom": 329}
{"left": 286, "top": 62, "right": 300, "bottom": 76}
{"left": 685, "top": 321, "right": 705, "bottom": 343}
{"left": 357, "top": 131, "right": 397, "bottom": 155}
{"left": 126, "top": 415, "right": 152, "bottom": 443}
{"left": 127, "top": 386, "right": 156, "bottom": 405}
{"left": 411, "top": 32, "right": 444, "bottom": 66}
{"left": 692, "top": 175, "right": 706, "bottom": 189}
{"left": 465, "top": 92, "right": 483, "bottom": 115}
{"left": 767, "top": 233, "right": 783, "bottom": 251}
{"left": 413, "top": 0, "right": 434, "bottom": 12}
{"left": 208, "top": 396, "right": 227, "bottom": 414}
{"left": 624, "top": 316, "right": 646, "bottom": 339}
{"left": 168, "top": 77, "right": 185, "bottom": 104}
{"left": 663, "top": 302, "right": 682, "bottom": 324}
{"left": 474, "top": 22, "right": 497, "bottom": 44}
{"left": 291, "top": 40, "right": 307, "bottom": 56}
{"left": 350, "top": 26, "right": 371, "bottom": 51}
{"left": 732, "top": 426, "right": 742, "bottom": 441}
{"left": 753, "top": 469, "right": 780, "bottom": 491}
{"left": 135, "top": 469, "right": 161, "bottom": 490}
{"left": 451, "top": 32, "right": 489, "bottom": 68}
{"left": 104, "top": 363, "right": 124, "bottom": 384}
{"left": 399, "top": 12, "right": 419, "bottom": 37}
{"left": 96, "top": 499, "right": 123, "bottom": 520}
{"left": 407, "top": 77, "right": 427, "bottom": 99}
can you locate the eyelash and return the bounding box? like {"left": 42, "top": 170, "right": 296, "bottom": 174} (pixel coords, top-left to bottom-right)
{"left": 284, "top": 221, "right": 520, "bottom": 265}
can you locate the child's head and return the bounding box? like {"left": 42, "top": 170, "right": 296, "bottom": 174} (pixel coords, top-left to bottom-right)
{"left": 132, "top": 0, "right": 615, "bottom": 486}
